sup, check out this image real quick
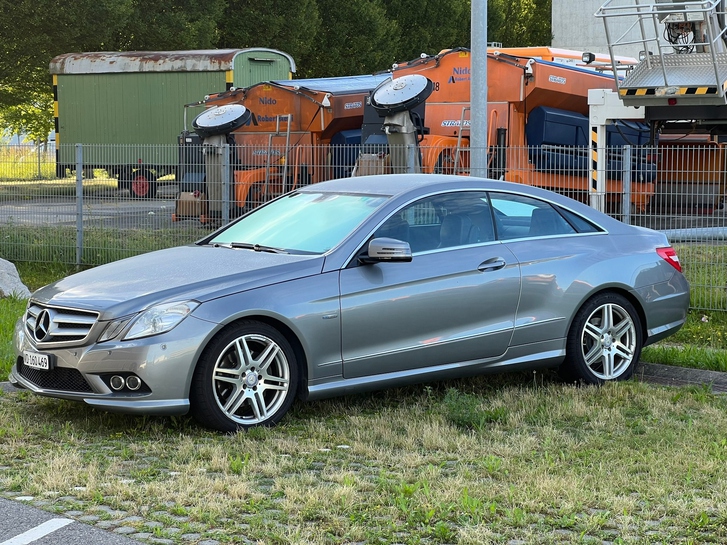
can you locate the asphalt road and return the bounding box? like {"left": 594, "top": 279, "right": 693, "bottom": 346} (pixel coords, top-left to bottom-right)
{"left": 0, "top": 190, "right": 724, "bottom": 233}
{"left": 0, "top": 498, "right": 140, "bottom": 545}
{"left": 0, "top": 195, "right": 179, "bottom": 231}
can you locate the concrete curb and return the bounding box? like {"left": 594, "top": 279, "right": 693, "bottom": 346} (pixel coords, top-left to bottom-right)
{"left": 634, "top": 362, "right": 727, "bottom": 393}
{"left": 1, "top": 380, "right": 19, "bottom": 393}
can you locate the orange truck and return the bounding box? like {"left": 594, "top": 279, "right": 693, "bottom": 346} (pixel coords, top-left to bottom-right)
{"left": 178, "top": 73, "right": 390, "bottom": 218}
{"left": 361, "top": 47, "right": 656, "bottom": 210}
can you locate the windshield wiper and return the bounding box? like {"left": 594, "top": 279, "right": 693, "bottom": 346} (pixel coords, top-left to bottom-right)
{"left": 229, "top": 242, "right": 289, "bottom": 254}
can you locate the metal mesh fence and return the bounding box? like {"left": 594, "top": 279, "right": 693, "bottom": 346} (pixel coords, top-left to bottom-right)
{"left": 0, "top": 142, "right": 724, "bottom": 311}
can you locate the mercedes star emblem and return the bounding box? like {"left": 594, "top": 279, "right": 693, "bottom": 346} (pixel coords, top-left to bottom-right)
{"left": 33, "top": 309, "right": 52, "bottom": 342}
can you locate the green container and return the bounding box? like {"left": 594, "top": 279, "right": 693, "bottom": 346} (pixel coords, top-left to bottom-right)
{"left": 50, "top": 49, "right": 296, "bottom": 185}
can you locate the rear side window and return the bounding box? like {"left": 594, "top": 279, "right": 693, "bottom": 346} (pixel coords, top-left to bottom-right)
{"left": 557, "top": 206, "right": 603, "bottom": 233}
{"left": 489, "top": 193, "right": 579, "bottom": 240}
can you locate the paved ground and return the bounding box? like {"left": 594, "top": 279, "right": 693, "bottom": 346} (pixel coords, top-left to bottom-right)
{"left": 0, "top": 497, "right": 142, "bottom": 545}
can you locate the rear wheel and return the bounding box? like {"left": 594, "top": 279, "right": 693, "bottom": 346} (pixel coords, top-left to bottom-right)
{"left": 190, "top": 321, "right": 298, "bottom": 432}
{"left": 560, "top": 292, "right": 642, "bottom": 384}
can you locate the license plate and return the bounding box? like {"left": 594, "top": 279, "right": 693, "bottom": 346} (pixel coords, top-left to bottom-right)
{"left": 23, "top": 350, "right": 53, "bottom": 371}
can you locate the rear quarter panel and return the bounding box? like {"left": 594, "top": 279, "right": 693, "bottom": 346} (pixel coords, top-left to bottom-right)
{"left": 504, "top": 232, "right": 684, "bottom": 346}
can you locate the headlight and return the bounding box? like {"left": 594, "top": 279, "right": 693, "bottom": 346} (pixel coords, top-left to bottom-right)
{"left": 119, "top": 301, "right": 199, "bottom": 341}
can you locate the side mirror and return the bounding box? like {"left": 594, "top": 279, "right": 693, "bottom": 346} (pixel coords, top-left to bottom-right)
{"left": 360, "top": 237, "right": 412, "bottom": 264}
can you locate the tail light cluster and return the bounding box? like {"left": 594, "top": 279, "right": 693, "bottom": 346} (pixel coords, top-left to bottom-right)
{"left": 657, "top": 247, "right": 682, "bottom": 273}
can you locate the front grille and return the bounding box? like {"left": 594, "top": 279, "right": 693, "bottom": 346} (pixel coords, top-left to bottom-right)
{"left": 25, "top": 303, "right": 98, "bottom": 345}
{"left": 18, "top": 361, "right": 94, "bottom": 393}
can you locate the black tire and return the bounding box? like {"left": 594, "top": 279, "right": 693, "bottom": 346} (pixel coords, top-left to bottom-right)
{"left": 119, "top": 168, "right": 157, "bottom": 199}
{"left": 559, "top": 292, "right": 642, "bottom": 385}
{"left": 190, "top": 320, "right": 299, "bottom": 432}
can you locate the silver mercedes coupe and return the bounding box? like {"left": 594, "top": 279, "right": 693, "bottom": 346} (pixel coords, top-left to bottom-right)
{"left": 11, "top": 175, "right": 690, "bottom": 432}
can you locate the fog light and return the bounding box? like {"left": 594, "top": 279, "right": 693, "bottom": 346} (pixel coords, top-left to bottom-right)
{"left": 125, "top": 376, "right": 142, "bottom": 391}
{"left": 109, "top": 375, "right": 125, "bottom": 391}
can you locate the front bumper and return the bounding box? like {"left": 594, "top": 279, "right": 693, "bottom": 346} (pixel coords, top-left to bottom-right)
{"left": 11, "top": 314, "right": 219, "bottom": 415}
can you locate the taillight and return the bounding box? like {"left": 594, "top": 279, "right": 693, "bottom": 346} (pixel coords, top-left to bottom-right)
{"left": 657, "top": 247, "right": 682, "bottom": 273}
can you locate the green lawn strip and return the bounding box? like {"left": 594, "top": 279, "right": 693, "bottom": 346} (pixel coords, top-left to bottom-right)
{"left": 1, "top": 377, "right": 727, "bottom": 544}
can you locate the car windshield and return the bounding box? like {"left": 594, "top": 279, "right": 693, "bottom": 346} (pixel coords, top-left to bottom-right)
{"left": 208, "top": 191, "right": 389, "bottom": 254}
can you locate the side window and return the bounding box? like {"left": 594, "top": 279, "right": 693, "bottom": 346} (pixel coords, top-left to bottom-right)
{"left": 558, "top": 206, "right": 603, "bottom": 233}
{"left": 489, "top": 193, "right": 577, "bottom": 240}
{"left": 373, "top": 191, "right": 495, "bottom": 252}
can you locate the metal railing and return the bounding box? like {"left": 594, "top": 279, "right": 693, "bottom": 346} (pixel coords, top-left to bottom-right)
{"left": 0, "top": 142, "right": 724, "bottom": 311}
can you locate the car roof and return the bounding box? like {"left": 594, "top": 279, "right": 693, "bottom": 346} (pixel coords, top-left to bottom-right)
{"left": 299, "top": 174, "right": 627, "bottom": 232}
{"left": 302, "top": 174, "right": 507, "bottom": 197}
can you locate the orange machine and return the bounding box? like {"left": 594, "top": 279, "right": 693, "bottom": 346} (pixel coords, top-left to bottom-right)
{"left": 186, "top": 74, "right": 390, "bottom": 213}
{"left": 363, "top": 47, "right": 655, "bottom": 209}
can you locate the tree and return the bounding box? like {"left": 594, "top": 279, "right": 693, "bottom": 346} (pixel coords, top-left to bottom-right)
{"left": 298, "top": 0, "right": 401, "bottom": 77}
{"left": 382, "top": 0, "right": 471, "bottom": 62}
{"left": 216, "top": 0, "right": 321, "bottom": 64}
{"left": 0, "top": 0, "right": 226, "bottom": 141}
{"left": 109, "top": 0, "right": 226, "bottom": 50}
{"left": 488, "top": 0, "right": 552, "bottom": 47}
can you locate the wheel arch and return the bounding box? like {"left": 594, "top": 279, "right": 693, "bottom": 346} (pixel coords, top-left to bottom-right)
{"left": 190, "top": 314, "right": 309, "bottom": 400}
{"left": 566, "top": 286, "right": 648, "bottom": 341}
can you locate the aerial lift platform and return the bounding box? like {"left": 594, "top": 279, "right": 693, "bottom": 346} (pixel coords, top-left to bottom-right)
{"left": 597, "top": 0, "right": 727, "bottom": 126}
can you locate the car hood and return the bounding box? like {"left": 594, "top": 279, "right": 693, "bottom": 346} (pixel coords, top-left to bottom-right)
{"left": 31, "top": 245, "right": 326, "bottom": 319}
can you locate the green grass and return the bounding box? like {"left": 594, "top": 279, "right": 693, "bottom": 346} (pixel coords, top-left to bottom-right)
{"left": 0, "top": 147, "right": 58, "bottom": 180}
{"left": 0, "top": 225, "right": 209, "bottom": 267}
{"left": 676, "top": 243, "right": 727, "bottom": 311}
{"left": 641, "top": 310, "right": 727, "bottom": 372}
{"left": 0, "top": 295, "right": 26, "bottom": 377}
{"left": 1, "top": 247, "right": 726, "bottom": 543}
{"left": 2, "top": 376, "right": 727, "bottom": 544}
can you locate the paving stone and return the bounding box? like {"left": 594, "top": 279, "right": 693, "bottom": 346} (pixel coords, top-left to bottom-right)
{"left": 120, "top": 516, "right": 144, "bottom": 524}
{"left": 144, "top": 521, "right": 165, "bottom": 528}
{"left": 115, "top": 526, "right": 138, "bottom": 535}
{"left": 64, "top": 510, "right": 85, "bottom": 517}
{"left": 198, "top": 540, "right": 220, "bottom": 545}
{"left": 148, "top": 539, "right": 175, "bottom": 545}
{"left": 79, "top": 515, "right": 100, "bottom": 522}
{"left": 181, "top": 534, "right": 201, "bottom": 541}
{"left": 132, "top": 533, "right": 152, "bottom": 540}
{"left": 95, "top": 521, "right": 117, "bottom": 529}
{"left": 95, "top": 505, "right": 127, "bottom": 517}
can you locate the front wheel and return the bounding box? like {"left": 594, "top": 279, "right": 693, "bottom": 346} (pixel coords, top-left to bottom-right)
{"left": 560, "top": 293, "right": 642, "bottom": 384}
{"left": 190, "top": 321, "right": 298, "bottom": 432}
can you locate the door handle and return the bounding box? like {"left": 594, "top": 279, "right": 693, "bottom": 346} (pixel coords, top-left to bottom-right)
{"left": 478, "top": 257, "right": 506, "bottom": 272}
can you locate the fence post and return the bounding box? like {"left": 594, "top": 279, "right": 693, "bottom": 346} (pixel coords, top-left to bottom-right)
{"left": 36, "top": 141, "right": 42, "bottom": 180}
{"left": 622, "top": 145, "right": 631, "bottom": 225}
{"left": 75, "top": 144, "right": 83, "bottom": 268}
{"left": 406, "top": 144, "right": 417, "bottom": 173}
{"left": 222, "top": 143, "right": 230, "bottom": 226}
